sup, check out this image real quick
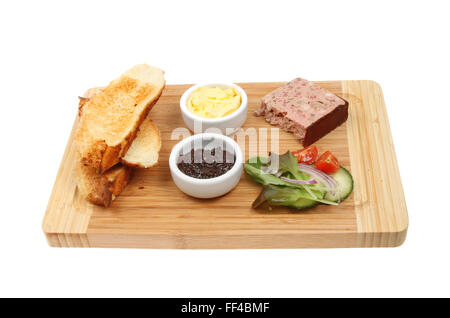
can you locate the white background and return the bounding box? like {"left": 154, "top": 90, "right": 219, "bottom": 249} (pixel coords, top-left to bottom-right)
{"left": 1, "top": 0, "right": 449, "bottom": 297}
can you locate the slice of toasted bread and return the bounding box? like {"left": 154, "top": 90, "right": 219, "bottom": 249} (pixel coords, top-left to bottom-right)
{"left": 78, "top": 87, "right": 162, "bottom": 168}
{"left": 74, "top": 160, "right": 132, "bottom": 207}
{"left": 121, "top": 117, "right": 161, "bottom": 168}
{"left": 74, "top": 64, "right": 165, "bottom": 173}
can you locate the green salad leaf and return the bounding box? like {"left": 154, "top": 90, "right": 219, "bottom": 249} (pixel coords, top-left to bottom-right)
{"left": 243, "top": 164, "right": 288, "bottom": 187}
{"left": 253, "top": 185, "right": 315, "bottom": 208}
{"left": 271, "top": 151, "right": 307, "bottom": 180}
{"left": 245, "top": 151, "right": 338, "bottom": 210}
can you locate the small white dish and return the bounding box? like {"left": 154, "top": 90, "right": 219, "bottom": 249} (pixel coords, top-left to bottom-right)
{"left": 169, "top": 133, "right": 243, "bottom": 199}
{"left": 179, "top": 83, "right": 248, "bottom": 135}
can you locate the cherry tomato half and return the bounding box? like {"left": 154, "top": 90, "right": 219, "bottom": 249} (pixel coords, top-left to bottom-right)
{"left": 292, "top": 145, "right": 318, "bottom": 164}
{"left": 315, "top": 151, "right": 340, "bottom": 174}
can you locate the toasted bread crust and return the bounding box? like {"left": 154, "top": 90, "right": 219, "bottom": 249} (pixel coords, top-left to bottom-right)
{"left": 78, "top": 87, "right": 103, "bottom": 116}
{"left": 106, "top": 165, "right": 133, "bottom": 197}
{"left": 78, "top": 97, "right": 89, "bottom": 117}
{"left": 74, "top": 65, "right": 165, "bottom": 173}
{"left": 74, "top": 160, "right": 132, "bottom": 207}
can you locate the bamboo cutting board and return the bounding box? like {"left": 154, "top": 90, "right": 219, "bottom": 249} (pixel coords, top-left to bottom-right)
{"left": 42, "top": 81, "right": 408, "bottom": 248}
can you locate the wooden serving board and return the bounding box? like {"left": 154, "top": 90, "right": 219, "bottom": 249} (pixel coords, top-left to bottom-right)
{"left": 42, "top": 81, "right": 408, "bottom": 248}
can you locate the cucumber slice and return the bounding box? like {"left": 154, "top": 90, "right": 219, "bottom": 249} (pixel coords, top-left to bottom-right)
{"left": 269, "top": 196, "right": 318, "bottom": 210}
{"left": 324, "top": 166, "right": 354, "bottom": 202}
{"left": 288, "top": 198, "right": 318, "bottom": 210}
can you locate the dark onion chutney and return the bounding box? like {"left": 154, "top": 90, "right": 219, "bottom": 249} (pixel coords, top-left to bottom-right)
{"left": 177, "top": 147, "right": 235, "bottom": 179}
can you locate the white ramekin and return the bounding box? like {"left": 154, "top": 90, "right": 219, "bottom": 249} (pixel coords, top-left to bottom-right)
{"left": 169, "top": 133, "right": 243, "bottom": 199}
{"left": 179, "top": 83, "right": 248, "bottom": 135}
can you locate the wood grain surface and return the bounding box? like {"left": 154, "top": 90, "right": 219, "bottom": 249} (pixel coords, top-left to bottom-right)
{"left": 42, "top": 81, "right": 408, "bottom": 248}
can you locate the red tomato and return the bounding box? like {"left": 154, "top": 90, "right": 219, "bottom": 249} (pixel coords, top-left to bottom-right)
{"left": 292, "top": 146, "right": 318, "bottom": 164}
{"left": 315, "top": 151, "right": 340, "bottom": 174}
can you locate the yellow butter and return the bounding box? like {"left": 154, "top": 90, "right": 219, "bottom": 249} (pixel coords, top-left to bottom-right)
{"left": 187, "top": 86, "right": 241, "bottom": 118}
